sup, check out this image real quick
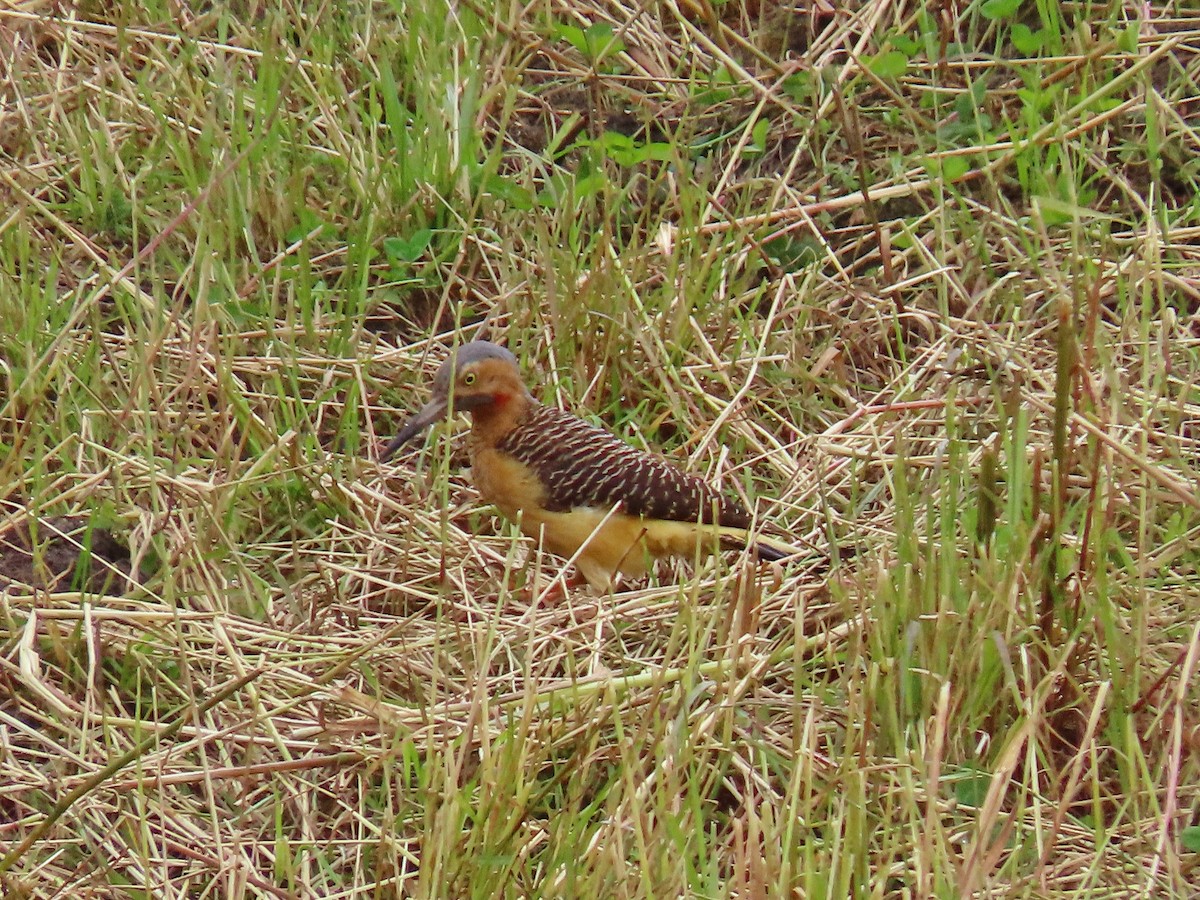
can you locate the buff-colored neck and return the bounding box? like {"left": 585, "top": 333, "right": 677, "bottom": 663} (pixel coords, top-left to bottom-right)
{"left": 468, "top": 386, "right": 534, "bottom": 447}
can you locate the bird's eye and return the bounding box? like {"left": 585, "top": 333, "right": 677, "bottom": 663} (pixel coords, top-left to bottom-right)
{"left": 463, "top": 372, "right": 477, "bottom": 386}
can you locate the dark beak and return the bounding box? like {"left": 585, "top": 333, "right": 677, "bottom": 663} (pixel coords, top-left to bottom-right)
{"left": 379, "top": 396, "right": 449, "bottom": 461}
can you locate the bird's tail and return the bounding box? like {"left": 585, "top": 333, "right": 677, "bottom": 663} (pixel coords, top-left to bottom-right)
{"left": 716, "top": 528, "right": 804, "bottom": 563}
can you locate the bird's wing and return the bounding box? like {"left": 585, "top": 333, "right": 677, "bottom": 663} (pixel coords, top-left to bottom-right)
{"left": 496, "top": 403, "right": 751, "bottom": 528}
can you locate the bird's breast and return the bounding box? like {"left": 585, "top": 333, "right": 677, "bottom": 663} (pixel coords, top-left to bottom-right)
{"left": 468, "top": 444, "right": 548, "bottom": 521}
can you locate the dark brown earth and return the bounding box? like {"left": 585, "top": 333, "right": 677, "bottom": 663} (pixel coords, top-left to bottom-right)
{"left": 0, "top": 516, "right": 140, "bottom": 595}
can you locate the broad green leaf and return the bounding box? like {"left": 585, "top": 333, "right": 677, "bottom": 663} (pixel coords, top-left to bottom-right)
{"left": 868, "top": 50, "right": 909, "bottom": 79}
{"left": 981, "top": 0, "right": 1023, "bottom": 20}
{"left": 1116, "top": 22, "right": 1139, "bottom": 54}
{"left": 1011, "top": 24, "right": 1044, "bottom": 55}
{"left": 383, "top": 229, "right": 433, "bottom": 263}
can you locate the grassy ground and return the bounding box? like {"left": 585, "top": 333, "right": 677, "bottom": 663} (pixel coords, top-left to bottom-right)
{"left": 1, "top": 0, "right": 1198, "bottom": 896}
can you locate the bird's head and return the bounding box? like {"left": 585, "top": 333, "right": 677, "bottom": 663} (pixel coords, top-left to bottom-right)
{"left": 380, "top": 341, "right": 528, "bottom": 460}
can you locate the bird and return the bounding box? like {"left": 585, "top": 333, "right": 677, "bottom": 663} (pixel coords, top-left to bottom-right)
{"left": 381, "top": 340, "right": 793, "bottom": 590}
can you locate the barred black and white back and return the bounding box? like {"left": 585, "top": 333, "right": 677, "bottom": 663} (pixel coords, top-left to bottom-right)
{"left": 485, "top": 401, "right": 747, "bottom": 526}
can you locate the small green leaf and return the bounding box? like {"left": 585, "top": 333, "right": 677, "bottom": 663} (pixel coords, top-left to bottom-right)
{"left": 711, "top": 65, "right": 735, "bottom": 86}
{"left": 537, "top": 169, "right": 604, "bottom": 207}
{"left": 954, "top": 83, "right": 986, "bottom": 122}
{"left": 952, "top": 768, "right": 992, "bottom": 809}
{"left": 1011, "top": 23, "right": 1044, "bottom": 54}
{"left": 383, "top": 229, "right": 433, "bottom": 263}
{"left": 1032, "top": 196, "right": 1073, "bottom": 227}
{"left": 980, "top": 0, "right": 1023, "bottom": 20}
{"left": 594, "top": 130, "right": 634, "bottom": 164}
{"left": 782, "top": 72, "right": 813, "bottom": 103}
{"left": 925, "top": 154, "right": 971, "bottom": 181}
{"left": 484, "top": 175, "right": 533, "bottom": 211}
{"left": 591, "top": 131, "right": 673, "bottom": 166}
{"left": 1116, "top": 22, "right": 1139, "bottom": 54}
{"left": 890, "top": 33, "right": 920, "bottom": 56}
{"left": 944, "top": 155, "right": 971, "bottom": 181}
{"left": 763, "top": 235, "right": 821, "bottom": 272}
{"left": 641, "top": 142, "right": 673, "bottom": 162}
{"left": 1181, "top": 826, "right": 1200, "bottom": 853}
{"left": 748, "top": 118, "right": 770, "bottom": 154}
{"left": 1017, "top": 87, "right": 1054, "bottom": 113}
{"left": 597, "top": 131, "right": 633, "bottom": 153}
{"left": 583, "top": 22, "right": 625, "bottom": 61}
{"left": 868, "top": 50, "right": 909, "bottom": 79}
{"left": 553, "top": 24, "right": 588, "bottom": 56}
{"left": 556, "top": 22, "right": 624, "bottom": 62}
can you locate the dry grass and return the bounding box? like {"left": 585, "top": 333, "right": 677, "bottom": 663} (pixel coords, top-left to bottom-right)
{"left": 1, "top": 0, "right": 1199, "bottom": 896}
